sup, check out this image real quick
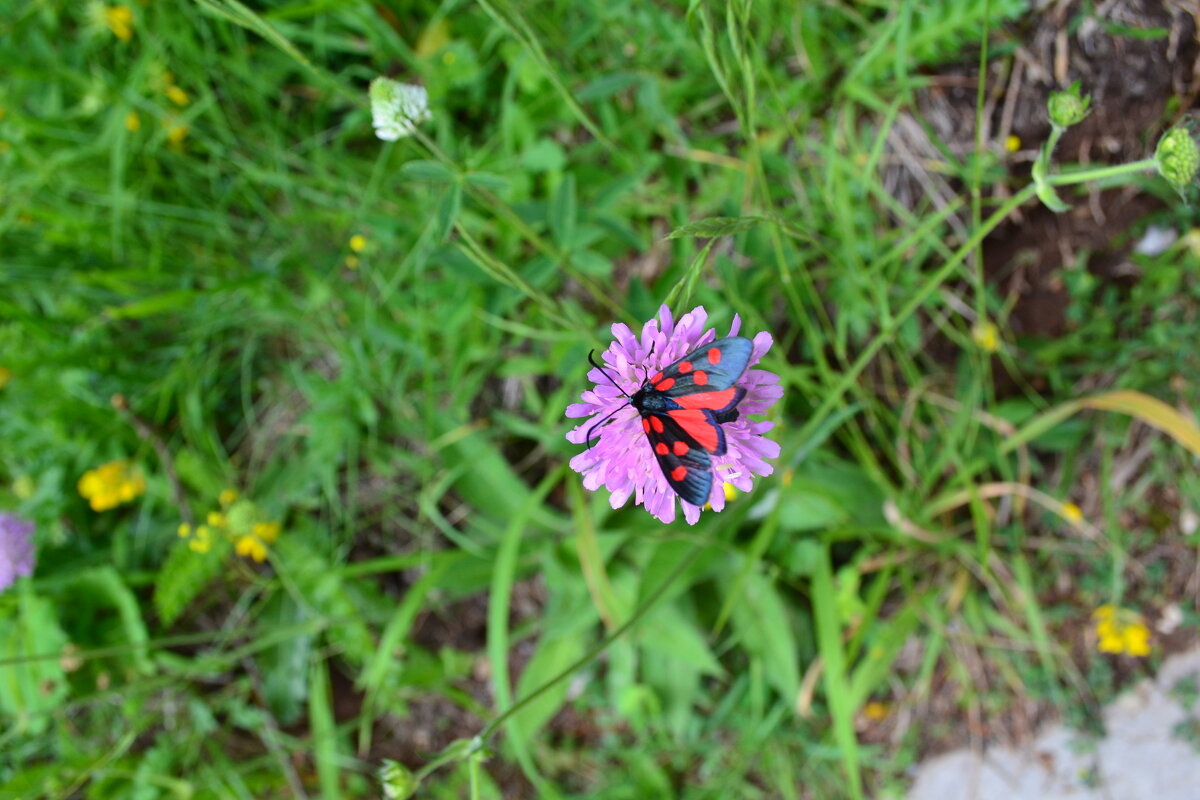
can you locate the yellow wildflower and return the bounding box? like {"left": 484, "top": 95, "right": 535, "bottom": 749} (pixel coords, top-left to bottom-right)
{"left": 77, "top": 460, "right": 146, "bottom": 512}
{"left": 206, "top": 511, "right": 226, "bottom": 528}
{"left": 1093, "top": 604, "right": 1152, "bottom": 657}
{"left": 236, "top": 521, "right": 281, "bottom": 563}
{"left": 723, "top": 483, "right": 738, "bottom": 502}
{"left": 166, "top": 85, "right": 189, "bottom": 107}
{"left": 1061, "top": 502, "right": 1084, "bottom": 524}
{"left": 188, "top": 525, "right": 212, "bottom": 554}
{"left": 1005, "top": 134, "right": 1021, "bottom": 153}
{"left": 344, "top": 255, "right": 360, "bottom": 270}
{"left": 103, "top": 5, "right": 134, "bottom": 42}
{"left": 177, "top": 523, "right": 191, "bottom": 538}
{"left": 0, "top": 366, "right": 10, "bottom": 389}
{"left": 125, "top": 111, "right": 141, "bottom": 132}
{"left": 219, "top": 488, "right": 239, "bottom": 507}
{"left": 863, "top": 701, "right": 889, "bottom": 721}
{"left": 349, "top": 234, "right": 367, "bottom": 253}
{"left": 971, "top": 321, "right": 1000, "bottom": 353}
{"left": 13, "top": 475, "right": 35, "bottom": 501}
{"left": 166, "top": 123, "right": 188, "bottom": 150}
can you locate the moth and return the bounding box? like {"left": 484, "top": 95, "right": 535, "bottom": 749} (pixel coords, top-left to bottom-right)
{"left": 587, "top": 337, "right": 752, "bottom": 506}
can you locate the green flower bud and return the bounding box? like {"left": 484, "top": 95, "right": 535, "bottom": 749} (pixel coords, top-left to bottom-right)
{"left": 380, "top": 760, "right": 419, "bottom": 799}
{"left": 1155, "top": 126, "right": 1199, "bottom": 195}
{"left": 1047, "top": 82, "right": 1090, "bottom": 130}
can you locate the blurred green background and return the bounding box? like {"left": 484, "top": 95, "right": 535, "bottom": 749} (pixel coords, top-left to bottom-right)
{"left": 3, "top": 1, "right": 1199, "bottom": 797}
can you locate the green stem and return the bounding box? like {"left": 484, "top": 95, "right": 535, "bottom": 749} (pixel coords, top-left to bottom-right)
{"left": 477, "top": 544, "right": 702, "bottom": 741}
{"left": 1048, "top": 157, "right": 1158, "bottom": 185}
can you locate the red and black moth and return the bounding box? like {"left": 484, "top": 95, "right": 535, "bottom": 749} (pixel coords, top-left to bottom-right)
{"left": 586, "top": 336, "right": 753, "bottom": 506}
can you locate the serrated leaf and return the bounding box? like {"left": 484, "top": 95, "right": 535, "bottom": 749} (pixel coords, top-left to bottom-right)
{"left": 154, "top": 535, "right": 232, "bottom": 627}
{"left": 666, "top": 215, "right": 764, "bottom": 240}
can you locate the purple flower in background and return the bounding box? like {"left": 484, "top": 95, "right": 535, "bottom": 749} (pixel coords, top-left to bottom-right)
{"left": 0, "top": 513, "right": 36, "bottom": 592}
{"left": 566, "top": 305, "right": 782, "bottom": 524}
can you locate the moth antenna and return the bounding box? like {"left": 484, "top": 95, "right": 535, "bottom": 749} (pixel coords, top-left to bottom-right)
{"left": 588, "top": 349, "right": 631, "bottom": 398}
{"left": 583, "top": 404, "right": 624, "bottom": 449}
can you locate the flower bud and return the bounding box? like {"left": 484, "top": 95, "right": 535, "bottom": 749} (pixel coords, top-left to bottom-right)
{"left": 1047, "top": 82, "right": 1090, "bottom": 130}
{"left": 1155, "top": 126, "right": 1199, "bottom": 195}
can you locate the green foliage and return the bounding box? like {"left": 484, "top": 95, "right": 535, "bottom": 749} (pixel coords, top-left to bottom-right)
{"left": 1, "top": 0, "right": 1197, "bottom": 797}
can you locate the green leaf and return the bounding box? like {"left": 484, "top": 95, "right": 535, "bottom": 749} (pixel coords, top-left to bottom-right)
{"left": 435, "top": 181, "right": 463, "bottom": 242}
{"left": 154, "top": 535, "right": 232, "bottom": 627}
{"left": 510, "top": 633, "right": 587, "bottom": 740}
{"left": 259, "top": 592, "right": 313, "bottom": 726}
{"left": 399, "top": 160, "right": 456, "bottom": 182}
{"left": 549, "top": 173, "right": 577, "bottom": 250}
{"left": 729, "top": 568, "right": 799, "bottom": 703}
{"left": 666, "top": 215, "right": 764, "bottom": 240}
{"left": 73, "top": 566, "right": 153, "bottom": 674}
{"left": 0, "top": 585, "right": 69, "bottom": 733}
{"left": 309, "top": 660, "right": 341, "bottom": 800}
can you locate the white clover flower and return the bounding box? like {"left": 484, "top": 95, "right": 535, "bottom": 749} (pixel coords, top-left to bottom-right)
{"left": 370, "top": 78, "right": 431, "bottom": 141}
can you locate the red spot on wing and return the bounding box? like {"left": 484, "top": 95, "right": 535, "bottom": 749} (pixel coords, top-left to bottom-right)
{"left": 670, "top": 466, "right": 688, "bottom": 482}
{"left": 707, "top": 347, "right": 722, "bottom": 364}
{"left": 655, "top": 442, "right": 669, "bottom": 455}
{"left": 678, "top": 361, "right": 693, "bottom": 373}
{"left": 673, "top": 388, "right": 737, "bottom": 411}
{"left": 655, "top": 377, "right": 676, "bottom": 391}
{"left": 693, "top": 370, "right": 709, "bottom": 385}
{"left": 642, "top": 418, "right": 651, "bottom": 434}
{"left": 649, "top": 415, "right": 664, "bottom": 433}
{"left": 650, "top": 371, "right": 663, "bottom": 384}
{"left": 672, "top": 441, "right": 689, "bottom": 456}
{"left": 668, "top": 409, "right": 718, "bottom": 451}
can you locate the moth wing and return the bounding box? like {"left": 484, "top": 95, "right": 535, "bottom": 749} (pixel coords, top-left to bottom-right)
{"left": 645, "top": 412, "right": 714, "bottom": 506}
{"left": 649, "top": 336, "right": 753, "bottom": 396}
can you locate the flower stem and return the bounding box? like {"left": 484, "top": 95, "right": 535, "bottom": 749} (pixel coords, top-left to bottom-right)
{"left": 1048, "top": 157, "right": 1158, "bottom": 185}
{"left": 477, "top": 544, "right": 702, "bottom": 742}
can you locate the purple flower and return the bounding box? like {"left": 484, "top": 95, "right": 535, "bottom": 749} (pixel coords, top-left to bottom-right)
{"left": 0, "top": 513, "right": 36, "bottom": 592}
{"left": 566, "top": 305, "right": 782, "bottom": 524}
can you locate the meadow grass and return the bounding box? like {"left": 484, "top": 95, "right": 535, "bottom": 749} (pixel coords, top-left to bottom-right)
{"left": 1, "top": 1, "right": 1198, "bottom": 798}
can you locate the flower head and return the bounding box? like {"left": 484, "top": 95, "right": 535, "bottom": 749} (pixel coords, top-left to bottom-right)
{"left": 1093, "top": 604, "right": 1151, "bottom": 657}
{"left": 78, "top": 460, "right": 146, "bottom": 511}
{"left": 0, "top": 513, "right": 36, "bottom": 592}
{"left": 369, "top": 78, "right": 431, "bottom": 141}
{"left": 566, "top": 305, "right": 782, "bottom": 524}
{"left": 1155, "top": 125, "right": 1199, "bottom": 196}
{"left": 971, "top": 321, "right": 999, "bottom": 353}
{"left": 1047, "top": 81, "right": 1090, "bottom": 131}
{"left": 166, "top": 85, "right": 190, "bottom": 107}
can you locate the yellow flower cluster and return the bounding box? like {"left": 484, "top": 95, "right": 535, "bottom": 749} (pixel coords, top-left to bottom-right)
{"left": 177, "top": 490, "right": 283, "bottom": 563}
{"left": 78, "top": 460, "right": 146, "bottom": 511}
{"left": 1093, "top": 604, "right": 1151, "bottom": 657}
{"left": 103, "top": 5, "right": 134, "bottom": 42}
